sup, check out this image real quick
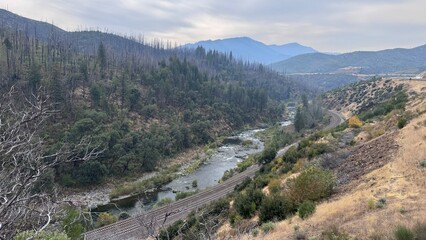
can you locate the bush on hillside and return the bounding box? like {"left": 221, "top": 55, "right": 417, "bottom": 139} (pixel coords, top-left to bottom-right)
{"left": 394, "top": 225, "right": 414, "bottom": 240}
{"left": 298, "top": 200, "right": 315, "bottom": 219}
{"left": 259, "top": 194, "right": 294, "bottom": 223}
{"left": 286, "top": 166, "right": 335, "bottom": 204}
{"left": 348, "top": 115, "right": 363, "bottom": 128}
{"left": 397, "top": 116, "right": 407, "bottom": 129}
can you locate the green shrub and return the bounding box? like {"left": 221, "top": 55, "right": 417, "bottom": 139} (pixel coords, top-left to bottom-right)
{"left": 283, "top": 146, "right": 299, "bottom": 163}
{"left": 75, "top": 160, "right": 108, "bottom": 185}
{"left": 60, "top": 174, "right": 77, "bottom": 187}
{"left": 260, "top": 221, "right": 275, "bottom": 234}
{"left": 62, "top": 207, "right": 85, "bottom": 240}
{"left": 286, "top": 166, "right": 335, "bottom": 204}
{"left": 398, "top": 116, "right": 407, "bottom": 129}
{"left": 175, "top": 191, "right": 198, "bottom": 201}
{"left": 268, "top": 179, "right": 282, "bottom": 194}
{"left": 159, "top": 219, "right": 183, "bottom": 240}
{"left": 394, "top": 225, "right": 414, "bottom": 240}
{"left": 259, "top": 194, "right": 294, "bottom": 223}
{"left": 119, "top": 212, "right": 131, "bottom": 220}
{"left": 321, "top": 226, "right": 350, "bottom": 240}
{"left": 15, "top": 230, "right": 70, "bottom": 240}
{"left": 419, "top": 160, "right": 426, "bottom": 168}
{"left": 153, "top": 197, "right": 173, "bottom": 208}
{"left": 280, "top": 161, "right": 293, "bottom": 174}
{"left": 252, "top": 228, "right": 260, "bottom": 237}
{"left": 96, "top": 212, "right": 117, "bottom": 228}
{"left": 298, "top": 200, "right": 315, "bottom": 219}
{"left": 235, "top": 192, "right": 257, "bottom": 218}
{"left": 375, "top": 198, "right": 386, "bottom": 208}
{"left": 192, "top": 179, "right": 198, "bottom": 188}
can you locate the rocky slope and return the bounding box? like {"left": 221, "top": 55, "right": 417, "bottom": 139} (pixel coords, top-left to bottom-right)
{"left": 226, "top": 79, "right": 426, "bottom": 239}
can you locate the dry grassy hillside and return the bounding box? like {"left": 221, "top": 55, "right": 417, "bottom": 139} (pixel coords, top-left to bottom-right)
{"left": 229, "top": 79, "right": 426, "bottom": 240}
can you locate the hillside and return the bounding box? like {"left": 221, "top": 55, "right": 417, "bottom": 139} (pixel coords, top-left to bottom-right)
{"left": 222, "top": 78, "right": 426, "bottom": 239}
{"left": 270, "top": 45, "right": 426, "bottom": 74}
{"left": 184, "top": 37, "right": 316, "bottom": 64}
{"left": 0, "top": 9, "right": 154, "bottom": 56}
{"left": 0, "top": 11, "right": 317, "bottom": 239}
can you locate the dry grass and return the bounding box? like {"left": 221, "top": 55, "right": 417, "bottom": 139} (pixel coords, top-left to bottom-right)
{"left": 230, "top": 80, "right": 426, "bottom": 240}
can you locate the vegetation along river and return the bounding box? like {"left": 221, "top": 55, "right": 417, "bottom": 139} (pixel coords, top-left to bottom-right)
{"left": 97, "top": 121, "right": 292, "bottom": 217}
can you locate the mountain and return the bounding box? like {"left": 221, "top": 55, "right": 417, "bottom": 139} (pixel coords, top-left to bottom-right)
{"left": 0, "top": 9, "right": 151, "bottom": 56}
{"left": 270, "top": 45, "right": 426, "bottom": 74}
{"left": 269, "top": 42, "right": 316, "bottom": 57}
{"left": 183, "top": 37, "right": 316, "bottom": 64}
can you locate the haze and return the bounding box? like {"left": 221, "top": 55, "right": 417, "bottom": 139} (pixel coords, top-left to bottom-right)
{"left": 2, "top": 0, "right": 426, "bottom": 52}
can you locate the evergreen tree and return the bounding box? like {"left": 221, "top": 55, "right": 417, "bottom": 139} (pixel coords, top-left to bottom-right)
{"left": 294, "top": 106, "right": 305, "bottom": 132}
{"left": 97, "top": 42, "right": 107, "bottom": 78}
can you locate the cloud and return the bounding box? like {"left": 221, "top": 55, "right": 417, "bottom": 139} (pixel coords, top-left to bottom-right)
{"left": 1, "top": 0, "right": 426, "bottom": 52}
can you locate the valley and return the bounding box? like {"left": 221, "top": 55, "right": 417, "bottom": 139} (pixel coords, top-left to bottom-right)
{"left": 1, "top": 4, "right": 425, "bottom": 240}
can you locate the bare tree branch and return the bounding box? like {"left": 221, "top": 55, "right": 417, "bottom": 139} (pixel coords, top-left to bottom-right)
{"left": 0, "top": 89, "right": 102, "bottom": 239}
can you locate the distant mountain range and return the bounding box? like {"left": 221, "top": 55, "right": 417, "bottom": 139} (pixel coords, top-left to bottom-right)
{"left": 270, "top": 45, "right": 426, "bottom": 74}
{"left": 183, "top": 37, "right": 316, "bottom": 64}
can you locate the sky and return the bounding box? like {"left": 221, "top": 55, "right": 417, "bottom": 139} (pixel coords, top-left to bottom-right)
{"left": 1, "top": 0, "right": 426, "bottom": 52}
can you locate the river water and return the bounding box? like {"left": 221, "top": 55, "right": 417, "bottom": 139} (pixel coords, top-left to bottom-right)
{"left": 104, "top": 121, "right": 292, "bottom": 217}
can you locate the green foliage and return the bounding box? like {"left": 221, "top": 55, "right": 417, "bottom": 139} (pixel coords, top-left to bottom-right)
{"left": 153, "top": 197, "right": 173, "bottom": 208}
{"left": 286, "top": 166, "right": 335, "bottom": 204}
{"left": 305, "top": 143, "right": 331, "bottom": 159}
{"left": 175, "top": 191, "right": 198, "bottom": 201}
{"left": 0, "top": 25, "right": 303, "bottom": 200}
{"left": 235, "top": 192, "right": 257, "bottom": 218}
{"left": 75, "top": 160, "right": 108, "bottom": 185}
{"left": 294, "top": 106, "right": 305, "bottom": 132}
{"left": 159, "top": 219, "right": 184, "bottom": 240}
{"left": 15, "top": 230, "right": 70, "bottom": 240}
{"left": 259, "top": 194, "right": 294, "bottom": 223}
{"left": 321, "top": 226, "right": 351, "bottom": 240}
{"left": 192, "top": 179, "right": 198, "bottom": 188}
{"left": 62, "top": 207, "right": 85, "bottom": 240}
{"left": 298, "top": 200, "right": 315, "bottom": 219}
{"left": 375, "top": 197, "right": 386, "bottom": 209}
{"left": 110, "top": 167, "right": 176, "bottom": 199}
{"left": 268, "top": 179, "right": 282, "bottom": 194}
{"left": 348, "top": 115, "right": 363, "bottom": 128}
{"left": 31, "top": 169, "right": 55, "bottom": 194}
{"left": 394, "top": 225, "right": 414, "bottom": 240}
{"left": 260, "top": 221, "right": 275, "bottom": 234}
{"left": 258, "top": 145, "right": 277, "bottom": 164}
{"left": 360, "top": 91, "right": 408, "bottom": 120}
{"left": 96, "top": 212, "right": 117, "bottom": 228}
{"left": 283, "top": 146, "right": 299, "bottom": 163}
{"left": 419, "top": 160, "right": 426, "bottom": 168}
{"left": 398, "top": 116, "right": 407, "bottom": 129}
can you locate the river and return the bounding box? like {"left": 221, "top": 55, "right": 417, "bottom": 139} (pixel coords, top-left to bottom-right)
{"left": 97, "top": 121, "right": 292, "bottom": 217}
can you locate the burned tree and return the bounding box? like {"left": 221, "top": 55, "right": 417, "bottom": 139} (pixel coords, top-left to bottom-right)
{"left": 0, "top": 88, "right": 101, "bottom": 239}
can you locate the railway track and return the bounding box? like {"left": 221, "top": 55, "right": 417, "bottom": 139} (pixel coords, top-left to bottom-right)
{"left": 84, "top": 110, "right": 346, "bottom": 239}
{"left": 84, "top": 165, "right": 260, "bottom": 239}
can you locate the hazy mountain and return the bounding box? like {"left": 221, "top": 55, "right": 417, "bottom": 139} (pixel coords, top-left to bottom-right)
{"left": 184, "top": 37, "right": 316, "bottom": 64}
{"left": 270, "top": 45, "right": 426, "bottom": 74}
{"left": 269, "top": 42, "right": 316, "bottom": 57}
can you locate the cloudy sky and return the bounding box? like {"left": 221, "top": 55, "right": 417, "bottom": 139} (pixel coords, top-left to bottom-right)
{"left": 1, "top": 0, "right": 426, "bottom": 52}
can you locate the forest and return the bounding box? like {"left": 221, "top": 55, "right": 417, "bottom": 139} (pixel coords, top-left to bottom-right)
{"left": 0, "top": 21, "right": 314, "bottom": 238}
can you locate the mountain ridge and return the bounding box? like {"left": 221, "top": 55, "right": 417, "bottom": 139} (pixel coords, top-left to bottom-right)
{"left": 183, "top": 36, "right": 316, "bottom": 64}
{"left": 270, "top": 44, "right": 426, "bottom": 74}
